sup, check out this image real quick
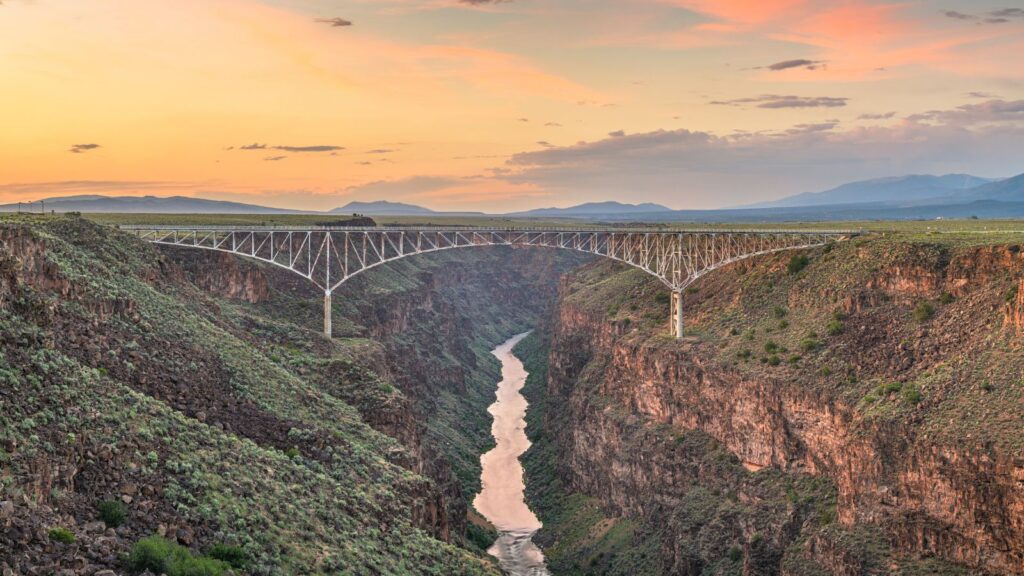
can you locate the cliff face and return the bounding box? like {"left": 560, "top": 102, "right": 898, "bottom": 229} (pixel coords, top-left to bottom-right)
{"left": 534, "top": 239, "right": 1024, "bottom": 575}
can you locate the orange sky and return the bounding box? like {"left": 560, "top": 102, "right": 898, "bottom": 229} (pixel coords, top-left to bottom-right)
{"left": 1, "top": 0, "right": 1022, "bottom": 211}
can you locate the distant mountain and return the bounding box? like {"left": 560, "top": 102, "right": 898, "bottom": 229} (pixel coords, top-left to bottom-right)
{"left": 951, "top": 173, "right": 1024, "bottom": 203}
{"left": 752, "top": 174, "right": 997, "bottom": 209}
{"left": 332, "top": 201, "right": 437, "bottom": 216}
{"left": 513, "top": 201, "right": 672, "bottom": 218}
{"left": 0, "top": 195, "right": 300, "bottom": 214}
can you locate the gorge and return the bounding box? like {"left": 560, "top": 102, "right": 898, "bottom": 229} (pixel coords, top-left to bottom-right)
{"left": 1, "top": 215, "right": 1023, "bottom": 575}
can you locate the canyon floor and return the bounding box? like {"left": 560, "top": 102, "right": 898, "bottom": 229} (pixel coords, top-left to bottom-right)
{"left": 1, "top": 214, "right": 1022, "bottom": 575}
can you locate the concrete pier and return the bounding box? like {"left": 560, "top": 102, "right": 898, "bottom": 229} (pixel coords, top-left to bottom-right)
{"left": 671, "top": 290, "right": 684, "bottom": 339}
{"left": 324, "top": 290, "right": 332, "bottom": 339}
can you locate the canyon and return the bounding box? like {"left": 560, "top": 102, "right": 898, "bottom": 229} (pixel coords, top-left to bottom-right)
{"left": 2, "top": 216, "right": 1023, "bottom": 575}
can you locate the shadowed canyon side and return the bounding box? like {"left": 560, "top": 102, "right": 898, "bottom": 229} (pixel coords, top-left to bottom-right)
{"left": 523, "top": 238, "right": 1024, "bottom": 575}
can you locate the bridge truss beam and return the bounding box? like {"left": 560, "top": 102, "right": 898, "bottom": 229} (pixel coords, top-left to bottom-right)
{"left": 123, "top": 226, "right": 856, "bottom": 339}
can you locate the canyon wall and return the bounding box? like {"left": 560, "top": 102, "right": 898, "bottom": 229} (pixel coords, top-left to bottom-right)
{"left": 531, "top": 239, "right": 1024, "bottom": 575}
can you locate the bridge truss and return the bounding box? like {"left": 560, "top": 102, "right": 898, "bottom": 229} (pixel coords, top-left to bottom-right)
{"left": 121, "top": 226, "right": 856, "bottom": 338}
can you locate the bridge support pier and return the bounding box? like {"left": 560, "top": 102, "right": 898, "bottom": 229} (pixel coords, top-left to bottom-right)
{"left": 671, "top": 290, "right": 684, "bottom": 339}
{"left": 324, "top": 290, "right": 332, "bottom": 339}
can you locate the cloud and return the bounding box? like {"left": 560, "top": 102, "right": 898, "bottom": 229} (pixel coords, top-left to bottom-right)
{"left": 344, "top": 176, "right": 464, "bottom": 198}
{"left": 264, "top": 156, "right": 287, "bottom": 162}
{"left": 366, "top": 149, "right": 396, "bottom": 154}
{"left": 272, "top": 145, "right": 344, "bottom": 153}
{"left": 907, "top": 99, "right": 1024, "bottom": 125}
{"left": 762, "top": 59, "right": 826, "bottom": 71}
{"left": 966, "top": 91, "right": 998, "bottom": 99}
{"left": 544, "top": 122, "right": 563, "bottom": 127}
{"left": 69, "top": 144, "right": 101, "bottom": 154}
{"left": 496, "top": 100, "right": 1024, "bottom": 208}
{"left": 710, "top": 94, "right": 849, "bottom": 109}
{"left": 536, "top": 141, "right": 555, "bottom": 148}
{"left": 314, "top": 17, "right": 353, "bottom": 27}
{"left": 991, "top": 8, "right": 1024, "bottom": 19}
{"left": 608, "top": 130, "right": 625, "bottom": 137}
{"left": 942, "top": 10, "right": 976, "bottom": 21}
{"left": 459, "top": 0, "right": 512, "bottom": 5}
{"left": 858, "top": 111, "right": 896, "bottom": 120}
{"left": 235, "top": 144, "right": 344, "bottom": 153}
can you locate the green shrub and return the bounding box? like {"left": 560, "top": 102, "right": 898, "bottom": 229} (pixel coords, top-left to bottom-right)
{"left": 727, "top": 545, "right": 743, "bottom": 562}
{"left": 913, "top": 301, "right": 935, "bottom": 322}
{"left": 284, "top": 447, "right": 300, "bottom": 459}
{"left": 764, "top": 340, "right": 780, "bottom": 354}
{"left": 207, "top": 544, "right": 248, "bottom": 569}
{"left": 97, "top": 499, "right": 128, "bottom": 528}
{"left": 788, "top": 354, "right": 801, "bottom": 364}
{"left": 777, "top": 319, "right": 789, "bottom": 329}
{"left": 826, "top": 319, "right": 843, "bottom": 336}
{"left": 772, "top": 306, "right": 787, "bottom": 319}
{"left": 1006, "top": 285, "right": 1019, "bottom": 303}
{"left": 820, "top": 367, "right": 832, "bottom": 377}
{"left": 863, "top": 394, "right": 877, "bottom": 404}
{"left": 787, "top": 255, "right": 810, "bottom": 275}
{"left": 799, "top": 338, "right": 818, "bottom": 353}
{"left": 49, "top": 527, "right": 75, "bottom": 544}
{"left": 938, "top": 292, "right": 954, "bottom": 305}
{"left": 127, "top": 536, "right": 229, "bottom": 576}
{"left": 981, "top": 381, "right": 993, "bottom": 392}
{"left": 766, "top": 355, "right": 781, "bottom": 366}
{"left": 654, "top": 292, "right": 671, "bottom": 306}
{"left": 902, "top": 384, "right": 922, "bottom": 404}
{"left": 737, "top": 349, "right": 752, "bottom": 360}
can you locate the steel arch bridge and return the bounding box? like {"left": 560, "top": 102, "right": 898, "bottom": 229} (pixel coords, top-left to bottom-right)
{"left": 120, "top": 225, "right": 857, "bottom": 338}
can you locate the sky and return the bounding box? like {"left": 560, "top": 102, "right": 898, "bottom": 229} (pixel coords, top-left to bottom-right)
{"left": 1, "top": 0, "right": 1023, "bottom": 212}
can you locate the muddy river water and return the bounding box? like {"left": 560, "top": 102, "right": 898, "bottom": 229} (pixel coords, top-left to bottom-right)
{"left": 473, "top": 332, "right": 550, "bottom": 576}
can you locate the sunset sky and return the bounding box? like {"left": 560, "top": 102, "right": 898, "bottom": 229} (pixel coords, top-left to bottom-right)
{"left": 1, "top": 0, "right": 1023, "bottom": 212}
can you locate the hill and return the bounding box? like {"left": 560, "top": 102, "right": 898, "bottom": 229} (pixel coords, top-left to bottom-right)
{"left": 512, "top": 201, "right": 672, "bottom": 218}
{"left": 333, "top": 200, "right": 438, "bottom": 216}
{"left": 952, "top": 172, "right": 1024, "bottom": 203}
{"left": 0, "top": 195, "right": 300, "bottom": 214}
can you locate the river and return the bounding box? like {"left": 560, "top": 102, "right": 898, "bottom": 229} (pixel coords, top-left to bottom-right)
{"left": 473, "top": 332, "right": 550, "bottom": 576}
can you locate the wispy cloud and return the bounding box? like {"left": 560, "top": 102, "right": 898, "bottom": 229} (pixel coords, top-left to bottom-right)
{"left": 858, "top": 111, "right": 896, "bottom": 120}
{"left": 314, "top": 17, "right": 353, "bottom": 28}
{"left": 761, "top": 59, "right": 827, "bottom": 71}
{"left": 264, "top": 156, "right": 288, "bottom": 162}
{"left": 235, "top": 144, "right": 344, "bottom": 153}
{"left": 710, "top": 95, "right": 849, "bottom": 109}
{"left": 69, "top": 143, "right": 101, "bottom": 154}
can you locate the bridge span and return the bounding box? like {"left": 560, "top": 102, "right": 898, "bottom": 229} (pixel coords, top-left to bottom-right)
{"left": 120, "top": 225, "right": 857, "bottom": 338}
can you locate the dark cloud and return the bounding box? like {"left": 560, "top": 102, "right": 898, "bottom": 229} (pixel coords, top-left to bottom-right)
{"left": 967, "top": 92, "right": 998, "bottom": 99}
{"left": 264, "top": 156, "right": 287, "bottom": 162}
{"left": 497, "top": 110, "right": 1024, "bottom": 207}
{"left": 942, "top": 8, "right": 1024, "bottom": 23}
{"left": 991, "top": 8, "right": 1024, "bottom": 18}
{"left": 236, "top": 144, "right": 343, "bottom": 153}
{"left": 366, "top": 149, "right": 396, "bottom": 154}
{"left": 273, "top": 145, "right": 344, "bottom": 153}
{"left": 762, "top": 59, "right": 827, "bottom": 71}
{"left": 907, "top": 99, "right": 1024, "bottom": 125}
{"left": 536, "top": 141, "right": 555, "bottom": 148}
{"left": 315, "top": 17, "right": 352, "bottom": 27}
{"left": 69, "top": 144, "right": 101, "bottom": 154}
{"left": 942, "top": 10, "right": 976, "bottom": 20}
{"left": 710, "top": 95, "right": 849, "bottom": 109}
{"left": 858, "top": 112, "right": 896, "bottom": 120}
{"left": 608, "top": 130, "right": 625, "bottom": 137}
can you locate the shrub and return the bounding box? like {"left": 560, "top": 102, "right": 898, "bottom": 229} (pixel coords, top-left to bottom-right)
{"left": 764, "top": 340, "right": 781, "bottom": 354}
{"left": 49, "top": 527, "right": 75, "bottom": 544}
{"left": 207, "top": 544, "right": 248, "bottom": 568}
{"left": 97, "top": 499, "right": 128, "bottom": 528}
{"left": 800, "top": 338, "right": 818, "bottom": 353}
{"left": 766, "top": 355, "right": 781, "bottom": 366}
{"left": 863, "top": 394, "right": 877, "bottom": 404}
{"left": 938, "top": 292, "right": 954, "bottom": 305}
{"left": 654, "top": 292, "right": 671, "bottom": 306}
{"left": 737, "top": 349, "right": 752, "bottom": 360}
{"left": 727, "top": 545, "right": 743, "bottom": 562}
{"left": 772, "top": 306, "right": 788, "bottom": 319}
{"left": 777, "top": 319, "right": 789, "bottom": 329}
{"left": 1007, "top": 285, "right": 1019, "bottom": 303}
{"left": 284, "top": 447, "right": 300, "bottom": 459}
{"left": 902, "top": 384, "right": 922, "bottom": 404}
{"left": 912, "top": 301, "right": 935, "bottom": 322}
{"left": 826, "top": 319, "right": 843, "bottom": 336}
{"left": 128, "top": 536, "right": 228, "bottom": 576}
{"left": 787, "top": 255, "right": 810, "bottom": 275}
{"left": 981, "top": 381, "right": 993, "bottom": 392}
{"left": 820, "top": 367, "right": 832, "bottom": 377}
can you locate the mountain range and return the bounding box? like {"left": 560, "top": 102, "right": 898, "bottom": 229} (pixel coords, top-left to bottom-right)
{"left": 3, "top": 172, "right": 1023, "bottom": 221}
